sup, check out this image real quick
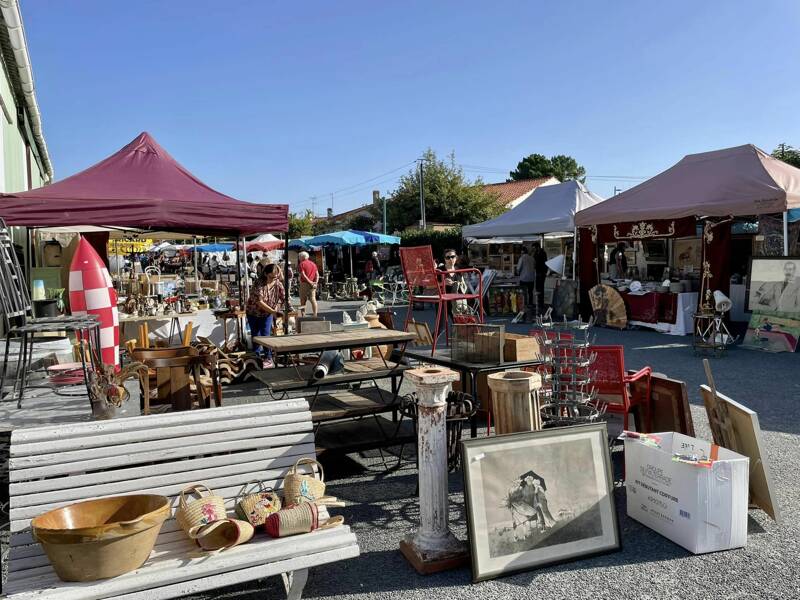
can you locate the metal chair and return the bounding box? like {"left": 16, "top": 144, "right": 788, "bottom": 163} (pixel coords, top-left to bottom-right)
{"left": 399, "top": 245, "right": 483, "bottom": 355}
{"left": 589, "top": 345, "right": 651, "bottom": 430}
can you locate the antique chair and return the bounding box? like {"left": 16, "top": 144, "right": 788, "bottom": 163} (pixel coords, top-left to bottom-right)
{"left": 589, "top": 345, "right": 651, "bottom": 430}
{"left": 399, "top": 245, "right": 483, "bottom": 355}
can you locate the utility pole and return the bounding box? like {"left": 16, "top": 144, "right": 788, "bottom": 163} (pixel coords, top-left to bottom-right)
{"left": 310, "top": 196, "right": 317, "bottom": 216}
{"left": 418, "top": 158, "right": 426, "bottom": 229}
{"left": 373, "top": 190, "right": 386, "bottom": 234}
{"left": 613, "top": 186, "right": 622, "bottom": 196}
{"left": 330, "top": 193, "right": 334, "bottom": 214}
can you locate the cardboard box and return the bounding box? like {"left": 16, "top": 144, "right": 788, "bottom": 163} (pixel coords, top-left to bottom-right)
{"left": 625, "top": 431, "right": 749, "bottom": 554}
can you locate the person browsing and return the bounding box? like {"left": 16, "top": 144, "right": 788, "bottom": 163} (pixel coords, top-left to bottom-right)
{"left": 516, "top": 246, "right": 536, "bottom": 313}
{"left": 246, "top": 263, "right": 284, "bottom": 368}
{"left": 297, "top": 251, "right": 319, "bottom": 317}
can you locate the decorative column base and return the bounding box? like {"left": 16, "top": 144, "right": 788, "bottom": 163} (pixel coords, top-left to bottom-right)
{"left": 399, "top": 533, "right": 469, "bottom": 574}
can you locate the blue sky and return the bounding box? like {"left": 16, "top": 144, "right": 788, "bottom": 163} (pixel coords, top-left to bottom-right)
{"left": 22, "top": 1, "right": 800, "bottom": 214}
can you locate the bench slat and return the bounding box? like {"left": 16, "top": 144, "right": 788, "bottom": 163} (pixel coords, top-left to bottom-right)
{"left": 113, "top": 545, "right": 360, "bottom": 600}
{"left": 10, "top": 418, "right": 313, "bottom": 471}
{"left": 6, "top": 526, "right": 356, "bottom": 599}
{"left": 11, "top": 451, "right": 312, "bottom": 510}
{"left": 10, "top": 431, "right": 314, "bottom": 482}
{"left": 10, "top": 399, "right": 309, "bottom": 445}
{"left": 11, "top": 411, "right": 310, "bottom": 456}
{"left": 10, "top": 442, "right": 315, "bottom": 496}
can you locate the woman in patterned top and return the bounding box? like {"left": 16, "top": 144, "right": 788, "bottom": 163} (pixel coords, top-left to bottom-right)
{"left": 246, "top": 263, "right": 284, "bottom": 367}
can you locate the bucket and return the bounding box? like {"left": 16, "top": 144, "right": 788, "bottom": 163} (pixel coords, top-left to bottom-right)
{"left": 31, "top": 494, "right": 170, "bottom": 582}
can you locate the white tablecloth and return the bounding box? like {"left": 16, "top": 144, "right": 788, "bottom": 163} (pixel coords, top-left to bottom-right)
{"left": 119, "top": 309, "right": 231, "bottom": 346}
{"left": 630, "top": 292, "right": 698, "bottom": 335}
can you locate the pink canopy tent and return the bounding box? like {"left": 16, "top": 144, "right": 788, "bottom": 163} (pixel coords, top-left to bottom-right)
{"left": 575, "top": 144, "right": 800, "bottom": 226}
{"left": 0, "top": 132, "right": 287, "bottom": 234}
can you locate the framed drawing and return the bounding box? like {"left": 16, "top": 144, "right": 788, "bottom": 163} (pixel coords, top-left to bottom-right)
{"left": 461, "top": 424, "right": 619, "bottom": 582}
{"left": 746, "top": 257, "right": 800, "bottom": 315}
{"left": 741, "top": 311, "right": 800, "bottom": 353}
{"left": 700, "top": 385, "right": 780, "bottom": 522}
{"left": 672, "top": 238, "right": 701, "bottom": 272}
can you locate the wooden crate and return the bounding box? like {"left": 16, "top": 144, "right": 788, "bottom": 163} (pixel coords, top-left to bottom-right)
{"left": 474, "top": 331, "right": 539, "bottom": 363}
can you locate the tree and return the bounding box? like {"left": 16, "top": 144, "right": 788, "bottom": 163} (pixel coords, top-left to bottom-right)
{"left": 381, "top": 149, "right": 504, "bottom": 232}
{"left": 508, "top": 153, "right": 586, "bottom": 182}
{"left": 287, "top": 209, "right": 315, "bottom": 239}
{"left": 346, "top": 214, "right": 377, "bottom": 232}
{"left": 771, "top": 143, "right": 800, "bottom": 169}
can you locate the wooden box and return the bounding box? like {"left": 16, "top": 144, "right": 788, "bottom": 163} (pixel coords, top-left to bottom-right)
{"left": 473, "top": 331, "right": 539, "bottom": 363}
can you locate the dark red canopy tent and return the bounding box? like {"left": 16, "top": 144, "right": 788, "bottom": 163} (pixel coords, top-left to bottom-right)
{"left": 0, "top": 132, "right": 287, "bottom": 234}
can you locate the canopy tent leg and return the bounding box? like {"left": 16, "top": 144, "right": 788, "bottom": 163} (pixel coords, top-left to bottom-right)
{"left": 193, "top": 236, "right": 198, "bottom": 285}
{"left": 784, "top": 211, "right": 790, "bottom": 256}
{"left": 236, "top": 235, "right": 242, "bottom": 302}
{"left": 283, "top": 235, "right": 290, "bottom": 334}
{"left": 572, "top": 227, "right": 578, "bottom": 280}
{"left": 350, "top": 246, "right": 354, "bottom": 276}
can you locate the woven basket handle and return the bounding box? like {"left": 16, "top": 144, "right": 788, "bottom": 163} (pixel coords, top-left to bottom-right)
{"left": 319, "top": 515, "right": 344, "bottom": 530}
{"left": 292, "top": 457, "right": 324, "bottom": 483}
{"left": 236, "top": 480, "right": 267, "bottom": 502}
{"left": 179, "top": 483, "right": 213, "bottom": 511}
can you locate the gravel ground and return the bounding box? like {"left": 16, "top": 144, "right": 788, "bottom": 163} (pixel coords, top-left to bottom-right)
{"left": 5, "top": 300, "right": 800, "bottom": 599}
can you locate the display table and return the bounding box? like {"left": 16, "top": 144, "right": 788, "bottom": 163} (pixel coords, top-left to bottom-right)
{"left": 627, "top": 292, "right": 698, "bottom": 335}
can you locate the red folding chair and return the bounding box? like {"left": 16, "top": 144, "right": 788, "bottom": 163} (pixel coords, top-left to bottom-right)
{"left": 589, "top": 345, "right": 651, "bottom": 430}
{"left": 399, "top": 245, "right": 483, "bottom": 355}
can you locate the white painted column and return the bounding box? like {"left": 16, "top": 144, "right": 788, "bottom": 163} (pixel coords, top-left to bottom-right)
{"left": 400, "top": 366, "right": 467, "bottom": 572}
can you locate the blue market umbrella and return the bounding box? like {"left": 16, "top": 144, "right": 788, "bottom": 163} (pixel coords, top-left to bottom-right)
{"left": 349, "top": 230, "right": 401, "bottom": 244}
{"left": 195, "top": 243, "right": 234, "bottom": 252}
{"left": 300, "top": 231, "right": 370, "bottom": 275}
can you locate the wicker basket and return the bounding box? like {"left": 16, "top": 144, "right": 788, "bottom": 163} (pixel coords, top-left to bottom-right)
{"left": 263, "top": 502, "right": 344, "bottom": 538}
{"left": 175, "top": 484, "right": 227, "bottom": 537}
{"left": 235, "top": 481, "right": 281, "bottom": 527}
{"left": 283, "top": 458, "right": 326, "bottom": 506}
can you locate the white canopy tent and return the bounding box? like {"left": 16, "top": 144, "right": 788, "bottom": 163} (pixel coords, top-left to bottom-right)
{"left": 463, "top": 180, "right": 605, "bottom": 238}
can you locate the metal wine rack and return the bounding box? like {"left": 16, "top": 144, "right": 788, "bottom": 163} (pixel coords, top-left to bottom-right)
{"left": 533, "top": 312, "right": 605, "bottom": 428}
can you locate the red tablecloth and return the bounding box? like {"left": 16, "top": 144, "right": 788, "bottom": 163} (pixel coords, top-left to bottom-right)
{"left": 622, "top": 292, "right": 678, "bottom": 324}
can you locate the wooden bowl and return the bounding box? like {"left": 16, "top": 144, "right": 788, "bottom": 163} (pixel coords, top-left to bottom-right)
{"left": 31, "top": 494, "right": 170, "bottom": 582}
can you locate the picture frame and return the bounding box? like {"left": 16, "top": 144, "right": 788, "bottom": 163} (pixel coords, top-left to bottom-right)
{"left": 461, "top": 423, "right": 620, "bottom": 582}
{"left": 745, "top": 256, "right": 800, "bottom": 315}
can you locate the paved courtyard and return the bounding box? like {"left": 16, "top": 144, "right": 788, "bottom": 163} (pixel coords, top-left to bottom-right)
{"left": 1, "top": 299, "right": 799, "bottom": 599}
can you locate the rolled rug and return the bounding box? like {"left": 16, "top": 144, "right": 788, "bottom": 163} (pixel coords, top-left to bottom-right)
{"left": 313, "top": 350, "right": 344, "bottom": 380}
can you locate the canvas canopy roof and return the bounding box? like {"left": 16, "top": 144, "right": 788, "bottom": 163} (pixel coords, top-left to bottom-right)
{"left": 575, "top": 144, "right": 800, "bottom": 227}
{"left": 0, "top": 132, "right": 287, "bottom": 235}
{"left": 463, "top": 180, "right": 604, "bottom": 238}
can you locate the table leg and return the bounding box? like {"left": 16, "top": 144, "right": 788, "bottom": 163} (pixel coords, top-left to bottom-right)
{"left": 469, "top": 370, "right": 478, "bottom": 438}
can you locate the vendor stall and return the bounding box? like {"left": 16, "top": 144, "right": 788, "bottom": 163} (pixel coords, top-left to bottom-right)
{"left": 575, "top": 144, "right": 800, "bottom": 338}
{"left": 463, "top": 180, "right": 605, "bottom": 315}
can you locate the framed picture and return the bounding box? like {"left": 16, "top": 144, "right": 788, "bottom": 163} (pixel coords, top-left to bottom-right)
{"left": 746, "top": 257, "right": 800, "bottom": 316}
{"left": 672, "top": 237, "right": 701, "bottom": 271}
{"left": 461, "top": 423, "right": 619, "bottom": 582}
{"left": 741, "top": 311, "right": 800, "bottom": 353}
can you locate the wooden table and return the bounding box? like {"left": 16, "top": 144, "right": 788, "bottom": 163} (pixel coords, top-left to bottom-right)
{"left": 119, "top": 312, "right": 198, "bottom": 345}
{"left": 404, "top": 346, "right": 544, "bottom": 437}
{"left": 252, "top": 328, "right": 417, "bottom": 458}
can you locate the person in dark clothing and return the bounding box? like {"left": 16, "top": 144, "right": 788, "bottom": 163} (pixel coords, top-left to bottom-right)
{"left": 532, "top": 243, "right": 548, "bottom": 314}
{"left": 609, "top": 242, "right": 628, "bottom": 278}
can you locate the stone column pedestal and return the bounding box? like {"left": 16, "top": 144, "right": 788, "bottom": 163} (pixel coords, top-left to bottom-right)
{"left": 487, "top": 370, "right": 542, "bottom": 434}
{"left": 399, "top": 366, "right": 469, "bottom": 574}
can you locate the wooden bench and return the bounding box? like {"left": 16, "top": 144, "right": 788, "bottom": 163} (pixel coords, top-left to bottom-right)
{"left": 4, "top": 399, "right": 359, "bottom": 599}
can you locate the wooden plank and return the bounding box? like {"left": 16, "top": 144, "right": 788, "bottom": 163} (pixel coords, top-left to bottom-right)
{"left": 12, "top": 411, "right": 311, "bottom": 457}
{"left": 11, "top": 399, "right": 309, "bottom": 444}
{"left": 700, "top": 384, "right": 780, "bottom": 522}
{"left": 10, "top": 419, "right": 313, "bottom": 471}
{"left": 315, "top": 416, "right": 415, "bottom": 456}
{"left": 111, "top": 546, "right": 359, "bottom": 600}
{"left": 310, "top": 388, "right": 398, "bottom": 422}
{"left": 11, "top": 443, "right": 315, "bottom": 496}
{"left": 628, "top": 371, "right": 695, "bottom": 436}
{"left": 10, "top": 452, "right": 309, "bottom": 510}
{"left": 5, "top": 527, "right": 357, "bottom": 599}
{"left": 10, "top": 431, "right": 314, "bottom": 482}
{"left": 253, "top": 328, "right": 415, "bottom": 352}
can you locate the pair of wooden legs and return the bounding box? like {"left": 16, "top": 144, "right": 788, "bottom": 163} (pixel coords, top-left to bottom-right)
{"left": 281, "top": 569, "right": 308, "bottom": 600}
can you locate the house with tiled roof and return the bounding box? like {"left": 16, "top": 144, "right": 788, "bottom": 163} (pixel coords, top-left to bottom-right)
{"left": 482, "top": 177, "right": 559, "bottom": 209}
